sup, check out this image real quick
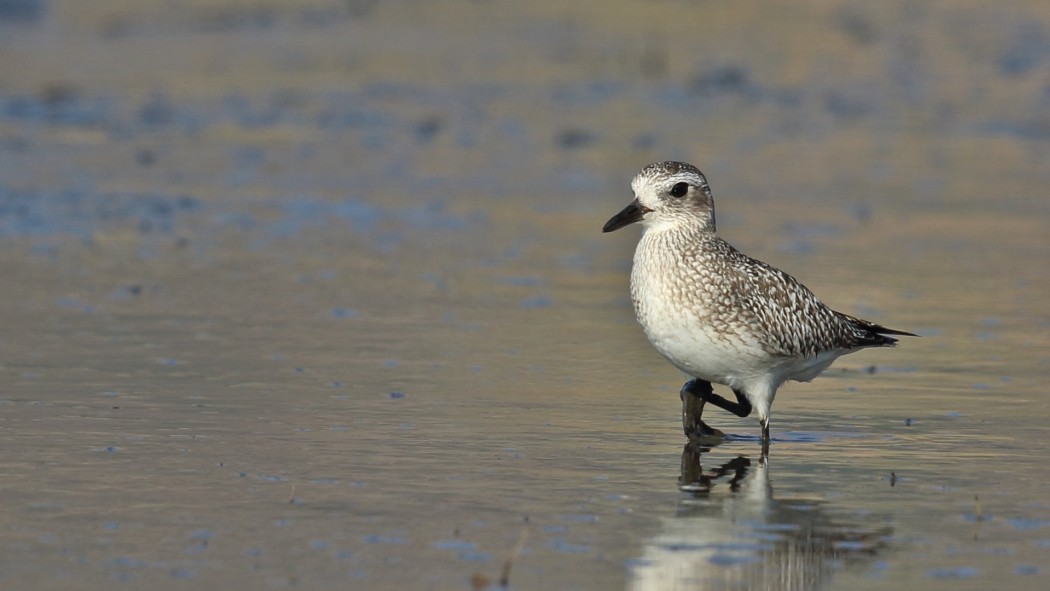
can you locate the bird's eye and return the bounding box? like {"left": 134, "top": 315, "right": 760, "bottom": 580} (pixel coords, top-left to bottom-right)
{"left": 669, "top": 182, "right": 689, "bottom": 198}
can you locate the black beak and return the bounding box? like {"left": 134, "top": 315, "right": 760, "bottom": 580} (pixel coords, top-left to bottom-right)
{"left": 602, "top": 198, "right": 651, "bottom": 233}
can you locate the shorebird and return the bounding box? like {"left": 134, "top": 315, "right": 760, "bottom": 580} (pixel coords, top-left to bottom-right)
{"left": 603, "top": 161, "right": 914, "bottom": 443}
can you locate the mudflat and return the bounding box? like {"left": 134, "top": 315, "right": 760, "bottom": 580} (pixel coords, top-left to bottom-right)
{"left": 1, "top": 2, "right": 1047, "bottom": 589}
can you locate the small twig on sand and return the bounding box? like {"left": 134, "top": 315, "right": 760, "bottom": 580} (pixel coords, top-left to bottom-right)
{"left": 499, "top": 527, "right": 529, "bottom": 588}
{"left": 471, "top": 526, "right": 529, "bottom": 590}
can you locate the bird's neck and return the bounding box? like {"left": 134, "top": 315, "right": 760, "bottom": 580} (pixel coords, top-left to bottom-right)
{"left": 642, "top": 219, "right": 715, "bottom": 243}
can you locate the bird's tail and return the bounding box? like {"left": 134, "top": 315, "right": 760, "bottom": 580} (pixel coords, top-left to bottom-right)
{"left": 839, "top": 313, "right": 918, "bottom": 348}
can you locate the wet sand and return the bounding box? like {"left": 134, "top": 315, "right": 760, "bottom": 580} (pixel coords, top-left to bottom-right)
{"left": 2, "top": 1, "right": 1049, "bottom": 589}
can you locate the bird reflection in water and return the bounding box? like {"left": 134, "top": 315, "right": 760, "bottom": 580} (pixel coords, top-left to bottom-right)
{"left": 628, "top": 444, "right": 890, "bottom": 591}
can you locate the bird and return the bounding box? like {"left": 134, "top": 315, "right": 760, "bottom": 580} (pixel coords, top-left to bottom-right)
{"left": 602, "top": 161, "right": 915, "bottom": 443}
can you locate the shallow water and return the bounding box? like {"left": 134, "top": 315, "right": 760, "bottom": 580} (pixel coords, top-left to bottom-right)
{"left": 2, "top": 1, "right": 1049, "bottom": 589}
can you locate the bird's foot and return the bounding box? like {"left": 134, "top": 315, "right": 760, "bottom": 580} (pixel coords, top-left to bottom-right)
{"left": 686, "top": 420, "right": 726, "bottom": 444}
{"left": 681, "top": 380, "right": 725, "bottom": 443}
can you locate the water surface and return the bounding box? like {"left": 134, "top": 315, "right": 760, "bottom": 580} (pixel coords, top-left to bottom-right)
{"left": 1, "top": 1, "right": 1048, "bottom": 589}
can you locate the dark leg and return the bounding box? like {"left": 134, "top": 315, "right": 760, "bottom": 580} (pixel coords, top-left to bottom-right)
{"left": 760, "top": 417, "right": 771, "bottom": 456}
{"left": 680, "top": 379, "right": 723, "bottom": 439}
{"left": 690, "top": 384, "right": 753, "bottom": 419}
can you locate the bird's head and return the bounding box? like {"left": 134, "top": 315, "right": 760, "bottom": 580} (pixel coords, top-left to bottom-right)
{"left": 602, "top": 161, "right": 716, "bottom": 234}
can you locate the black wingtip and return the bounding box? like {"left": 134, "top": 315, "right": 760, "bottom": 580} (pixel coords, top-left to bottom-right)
{"left": 839, "top": 313, "right": 918, "bottom": 347}
{"left": 871, "top": 325, "right": 919, "bottom": 338}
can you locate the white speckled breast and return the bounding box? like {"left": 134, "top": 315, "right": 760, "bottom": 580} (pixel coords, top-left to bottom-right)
{"left": 631, "top": 227, "right": 764, "bottom": 385}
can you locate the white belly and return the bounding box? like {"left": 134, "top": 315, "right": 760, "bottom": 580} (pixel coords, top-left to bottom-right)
{"left": 641, "top": 304, "right": 766, "bottom": 385}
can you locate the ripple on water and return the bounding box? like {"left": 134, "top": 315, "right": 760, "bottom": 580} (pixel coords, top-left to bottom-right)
{"left": 546, "top": 538, "right": 590, "bottom": 554}
{"left": 927, "top": 566, "right": 979, "bottom": 579}
{"left": 1006, "top": 517, "right": 1050, "bottom": 530}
